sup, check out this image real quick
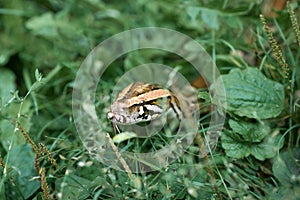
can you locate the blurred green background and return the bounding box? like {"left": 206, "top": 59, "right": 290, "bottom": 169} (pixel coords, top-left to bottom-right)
{"left": 0, "top": 0, "right": 299, "bottom": 199}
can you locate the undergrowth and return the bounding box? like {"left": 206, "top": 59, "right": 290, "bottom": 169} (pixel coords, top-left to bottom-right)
{"left": 0, "top": 0, "right": 299, "bottom": 199}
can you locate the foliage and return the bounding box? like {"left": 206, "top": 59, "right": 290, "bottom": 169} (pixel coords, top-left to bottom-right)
{"left": 0, "top": 0, "right": 299, "bottom": 199}
{"left": 271, "top": 148, "right": 300, "bottom": 199}
{"left": 211, "top": 67, "right": 285, "bottom": 119}
{"left": 221, "top": 119, "right": 284, "bottom": 160}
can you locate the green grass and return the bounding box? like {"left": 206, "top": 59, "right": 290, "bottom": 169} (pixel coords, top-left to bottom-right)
{"left": 0, "top": 0, "right": 300, "bottom": 199}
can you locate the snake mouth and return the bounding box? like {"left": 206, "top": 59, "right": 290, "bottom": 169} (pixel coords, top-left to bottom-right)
{"left": 107, "top": 111, "right": 127, "bottom": 124}
{"left": 107, "top": 112, "right": 115, "bottom": 120}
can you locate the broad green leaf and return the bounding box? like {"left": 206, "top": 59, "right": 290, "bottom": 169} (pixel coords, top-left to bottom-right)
{"left": 250, "top": 132, "right": 283, "bottom": 160}
{"left": 113, "top": 132, "right": 137, "bottom": 143}
{"left": 0, "top": 68, "right": 16, "bottom": 104}
{"left": 23, "top": 11, "right": 90, "bottom": 66}
{"left": 270, "top": 148, "right": 300, "bottom": 200}
{"left": 56, "top": 174, "right": 91, "bottom": 199}
{"left": 269, "top": 187, "right": 300, "bottom": 200}
{"left": 222, "top": 129, "right": 283, "bottom": 160}
{"left": 200, "top": 8, "right": 219, "bottom": 30}
{"left": 25, "top": 12, "right": 58, "bottom": 37}
{"left": 272, "top": 148, "right": 300, "bottom": 185}
{"left": 221, "top": 132, "right": 251, "bottom": 159}
{"left": 228, "top": 119, "right": 270, "bottom": 142}
{"left": 0, "top": 99, "right": 32, "bottom": 151}
{"left": 56, "top": 174, "right": 112, "bottom": 199}
{"left": 186, "top": 7, "right": 220, "bottom": 30}
{"left": 0, "top": 0, "right": 26, "bottom": 66}
{"left": 5, "top": 144, "right": 40, "bottom": 199}
{"left": 187, "top": 7, "right": 200, "bottom": 24}
{"left": 211, "top": 67, "right": 285, "bottom": 119}
{"left": 0, "top": 68, "right": 29, "bottom": 150}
